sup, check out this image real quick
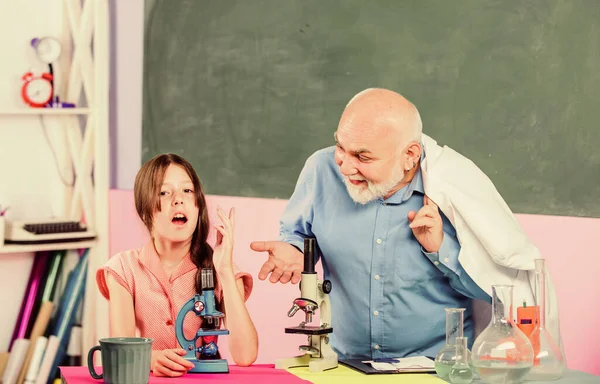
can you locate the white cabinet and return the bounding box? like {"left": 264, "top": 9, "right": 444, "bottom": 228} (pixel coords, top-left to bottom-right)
{"left": 0, "top": 0, "right": 110, "bottom": 361}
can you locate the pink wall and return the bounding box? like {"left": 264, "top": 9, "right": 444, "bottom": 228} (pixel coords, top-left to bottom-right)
{"left": 516, "top": 214, "right": 600, "bottom": 373}
{"left": 108, "top": 190, "right": 600, "bottom": 375}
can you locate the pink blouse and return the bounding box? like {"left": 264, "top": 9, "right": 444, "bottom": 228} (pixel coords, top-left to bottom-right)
{"left": 96, "top": 242, "right": 253, "bottom": 351}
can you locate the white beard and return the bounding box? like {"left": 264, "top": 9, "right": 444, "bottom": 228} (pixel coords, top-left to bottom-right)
{"left": 343, "top": 168, "right": 406, "bottom": 205}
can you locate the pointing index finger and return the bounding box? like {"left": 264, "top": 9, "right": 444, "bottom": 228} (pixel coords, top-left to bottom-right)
{"left": 250, "top": 241, "right": 275, "bottom": 253}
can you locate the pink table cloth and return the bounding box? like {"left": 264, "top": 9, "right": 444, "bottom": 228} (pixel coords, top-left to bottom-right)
{"left": 59, "top": 364, "right": 310, "bottom": 383}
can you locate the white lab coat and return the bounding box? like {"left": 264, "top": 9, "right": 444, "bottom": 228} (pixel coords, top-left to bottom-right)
{"left": 420, "top": 134, "right": 563, "bottom": 351}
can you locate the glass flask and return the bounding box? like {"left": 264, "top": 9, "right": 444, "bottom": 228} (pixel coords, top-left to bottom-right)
{"left": 472, "top": 285, "right": 534, "bottom": 384}
{"left": 434, "top": 308, "right": 471, "bottom": 380}
{"left": 526, "top": 259, "right": 565, "bottom": 381}
{"left": 450, "top": 337, "right": 473, "bottom": 384}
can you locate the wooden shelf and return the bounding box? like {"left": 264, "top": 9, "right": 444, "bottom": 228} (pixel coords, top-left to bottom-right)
{"left": 0, "top": 240, "right": 96, "bottom": 254}
{"left": 0, "top": 108, "right": 91, "bottom": 115}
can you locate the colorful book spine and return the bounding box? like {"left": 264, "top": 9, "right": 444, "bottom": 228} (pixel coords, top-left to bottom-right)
{"left": 9, "top": 253, "right": 49, "bottom": 350}
{"left": 45, "top": 249, "right": 88, "bottom": 384}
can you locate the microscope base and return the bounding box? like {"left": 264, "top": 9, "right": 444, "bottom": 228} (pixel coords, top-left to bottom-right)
{"left": 184, "top": 358, "right": 229, "bottom": 373}
{"left": 284, "top": 326, "right": 333, "bottom": 335}
{"left": 275, "top": 353, "right": 338, "bottom": 373}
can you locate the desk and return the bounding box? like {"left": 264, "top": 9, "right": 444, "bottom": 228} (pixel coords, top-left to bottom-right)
{"left": 60, "top": 364, "right": 600, "bottom": 383}
{"left": 290, "top": 365, "right": 600, "bottom": 384}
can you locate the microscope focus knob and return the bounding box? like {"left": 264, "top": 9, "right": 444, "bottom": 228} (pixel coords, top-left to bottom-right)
{"left": 194, "top": 300, "right": 205, "bottom": 314}
{"left": 322, "top": 279, "right": 332, "bottom": 294}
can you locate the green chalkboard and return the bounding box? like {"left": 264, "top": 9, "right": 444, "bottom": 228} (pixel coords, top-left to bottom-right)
{"left": 142, "top": 0, "right": 600, "bottom": 218}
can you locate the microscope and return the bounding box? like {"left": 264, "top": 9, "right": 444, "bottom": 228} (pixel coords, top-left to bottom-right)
{"left": 175, "top": 268, "right": 229, "bottom": 373}
{"left": 275, "top": 238, "right": 338, "bottom": 372}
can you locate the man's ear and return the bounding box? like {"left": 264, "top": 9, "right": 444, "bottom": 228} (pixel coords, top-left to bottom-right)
{"left": 405, "top": 141, "right": 422, "bottom": 167}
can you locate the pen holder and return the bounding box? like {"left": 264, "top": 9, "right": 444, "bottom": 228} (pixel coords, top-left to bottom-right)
{"left": 0, "top": 216, "right": 5, "bottom": 247}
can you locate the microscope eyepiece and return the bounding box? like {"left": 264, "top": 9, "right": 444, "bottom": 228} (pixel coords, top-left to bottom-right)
{"left": 303, "top": 238, "right": 317, "bottom": 274}
{"left": 201, "top": 268, "right": 215, "bottom": 290}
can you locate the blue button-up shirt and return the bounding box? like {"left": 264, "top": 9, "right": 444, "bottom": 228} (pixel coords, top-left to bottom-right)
{"left": 279, "top": 146, "right": 491, "bottom": 360}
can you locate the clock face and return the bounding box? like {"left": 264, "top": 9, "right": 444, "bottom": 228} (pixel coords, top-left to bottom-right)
{"left": 36, "top": 37, "right": 62, "bottom": 63}
{"left": 26, "top": 78, "right": 53, "bottom": 104}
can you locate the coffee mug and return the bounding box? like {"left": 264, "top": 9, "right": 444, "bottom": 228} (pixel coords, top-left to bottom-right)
{"left": 88, "top": 337, "right": 153, "bottom": 384}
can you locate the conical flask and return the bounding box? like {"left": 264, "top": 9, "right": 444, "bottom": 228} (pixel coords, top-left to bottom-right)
{"left": 434, "top": 308, "right": 471, "bottom": 380}
{"left": 472, "top": 285, "right": 534, "bottom": 384}
{"left": 526, "top": 259, "right": 565, "bottom": 380}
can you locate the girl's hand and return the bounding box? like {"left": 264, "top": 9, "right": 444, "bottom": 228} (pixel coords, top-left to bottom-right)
{"left": 151, "top": 348, "right": 194, "bottom": 377}
{"left": 212, "top": 206, "right": 235, "bottom": 276}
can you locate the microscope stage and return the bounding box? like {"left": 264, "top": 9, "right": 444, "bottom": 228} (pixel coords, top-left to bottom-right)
{"left": 284, "top": 325, "right": 333, "bottom": 335}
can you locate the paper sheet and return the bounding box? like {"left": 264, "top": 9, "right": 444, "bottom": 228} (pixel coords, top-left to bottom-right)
{"left": 363, "top": 356, "right": 436, "bottom": 372}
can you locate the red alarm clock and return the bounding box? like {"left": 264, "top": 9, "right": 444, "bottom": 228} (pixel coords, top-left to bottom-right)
{"left": 21, "top": 71, "right": 54, "bottom": 108}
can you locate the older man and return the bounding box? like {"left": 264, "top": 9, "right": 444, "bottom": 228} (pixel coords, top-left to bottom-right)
{"left": 251, "top": 88, "right": 556, "bottom": 360}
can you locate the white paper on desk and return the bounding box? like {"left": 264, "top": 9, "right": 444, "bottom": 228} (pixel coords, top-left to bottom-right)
{"left": 363, "top": 356, "right": 435, "bottom": 372}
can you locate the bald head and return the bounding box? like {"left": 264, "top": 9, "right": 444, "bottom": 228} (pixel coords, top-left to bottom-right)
{"left": 333, "top": 89, "right": 424, "bottom": 203}
{"left": 339, "top": 88, "right": 422, "bottom": 146}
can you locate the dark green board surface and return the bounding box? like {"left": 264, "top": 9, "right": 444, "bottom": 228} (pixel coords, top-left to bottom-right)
{"left": 143, "top": 0, "right": 600, "bottom": 217}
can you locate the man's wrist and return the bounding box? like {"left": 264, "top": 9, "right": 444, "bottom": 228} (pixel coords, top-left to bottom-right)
{"left": 290, "top": 244, "right": 302, "bottom": 253}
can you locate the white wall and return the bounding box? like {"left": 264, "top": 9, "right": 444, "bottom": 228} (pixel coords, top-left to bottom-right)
{"left": 111, "top": 0, "right": 143, "bottom": 190}
{"left": 0, "top": 0, "right": 144, "bottom": 352}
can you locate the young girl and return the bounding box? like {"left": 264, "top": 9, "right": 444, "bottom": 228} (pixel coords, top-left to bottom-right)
{"left": 96, "top": 154, "right": 258, "bottom": 377}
